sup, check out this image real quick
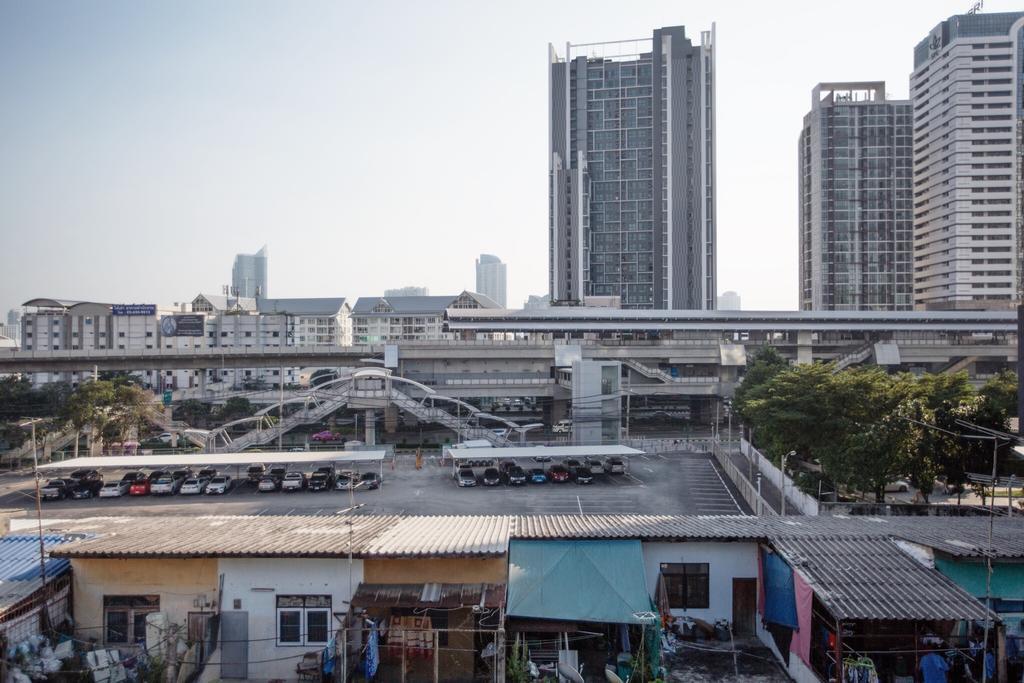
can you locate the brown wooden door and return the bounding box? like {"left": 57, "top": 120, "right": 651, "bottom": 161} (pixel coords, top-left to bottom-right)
{"left": 732, "top": 578, "right": 757, "bottom": 635}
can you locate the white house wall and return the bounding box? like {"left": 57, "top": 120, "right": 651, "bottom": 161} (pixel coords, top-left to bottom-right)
{"left": 642, "top": 541, "right": 758, "bottom": 623}
{"left": 217, "top": 557, "right": 363, "bottom": 682}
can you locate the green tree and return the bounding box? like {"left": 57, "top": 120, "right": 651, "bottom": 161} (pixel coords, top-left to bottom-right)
{"left": 733, "top": 346, "right": 788, "bottom": 430}
{"left": 105, "top": 384, "right": 159, "bottom": 449}
{"left": 62, "top": 380, "right": 116, "bottom": 458}
{"left": 978, "top": 370, "right": 1017, "bottom": 423}
{"left": 218, "top": 397, "right": 255, "bottom": 424}
{"left": 175, "top": 399, "right": 211, "bottom": 428}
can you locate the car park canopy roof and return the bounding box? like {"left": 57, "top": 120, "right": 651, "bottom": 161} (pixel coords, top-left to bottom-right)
{"left": 446, "top": 445, "right": 641, "bottom": 461}
{"left": 37, "top": 450, "right": 387, "bottom": 471}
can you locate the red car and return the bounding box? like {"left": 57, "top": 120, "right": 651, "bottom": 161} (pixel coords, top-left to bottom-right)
{"left": 129, "top": 478, "right": 152, "bottom": 496}
{"left": 547, "top": 465, "right": 572, "bottom": 483}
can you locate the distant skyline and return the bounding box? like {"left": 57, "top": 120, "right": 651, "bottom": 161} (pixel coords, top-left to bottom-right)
{"left": 2, "top": 0, "right": 1015, "bottom": 314}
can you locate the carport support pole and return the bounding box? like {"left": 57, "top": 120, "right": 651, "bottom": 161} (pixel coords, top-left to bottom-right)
{"left": 277, "top": 364, "right": 284, "bottom": 451}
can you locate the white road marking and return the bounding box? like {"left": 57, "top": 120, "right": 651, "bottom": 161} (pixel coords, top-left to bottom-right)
{"left": 577, "top": 496, "right": 584, "bottom": 514}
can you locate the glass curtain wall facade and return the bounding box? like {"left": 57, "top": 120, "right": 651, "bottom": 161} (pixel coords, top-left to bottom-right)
{"left": 549, "top": 25, "right": 716, "bottom": 310}
{"left": 232, "top": 245, "right": 268, "bottom": 299}
{"left": 799, "top": 83, "right": 913, "bottom": 311}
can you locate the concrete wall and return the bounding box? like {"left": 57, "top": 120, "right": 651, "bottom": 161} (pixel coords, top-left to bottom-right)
{"left": 362, "top": 557, "right": 507, "bottom": 584}
{"left": 70, "top": 558, "right": 218, "bottom": 647}
{"left": 642, "top": 542, "right": 758, "bottom": 623}
{"left": 218, "top": 557, "right": 363, "bottom": 682}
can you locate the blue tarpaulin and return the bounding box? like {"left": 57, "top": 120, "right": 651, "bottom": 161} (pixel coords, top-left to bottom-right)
{"left": 507, "top": 540, "right": 652, "bottom": 624}
{"left": 762, "top": 549, "right": 798, "bottom": 628}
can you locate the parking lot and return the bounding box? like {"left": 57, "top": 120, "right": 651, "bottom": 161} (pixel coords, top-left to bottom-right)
{"left": 0, "top": 450, "right": 750, "bottom": 518}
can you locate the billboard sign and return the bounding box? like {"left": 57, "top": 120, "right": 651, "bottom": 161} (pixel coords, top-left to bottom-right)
{"left": 112, "top": 304, "right": 157, "bottom": 316}
{"left": 160, "top": 315, "right": 204, "bottom": 337}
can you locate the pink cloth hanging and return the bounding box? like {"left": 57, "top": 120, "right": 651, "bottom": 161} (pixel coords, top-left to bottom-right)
{"left": 789, "top": 571, "right": 813, "bottom": 666}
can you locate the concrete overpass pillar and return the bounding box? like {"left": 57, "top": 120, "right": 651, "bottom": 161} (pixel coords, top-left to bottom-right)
{"left": 384, "top": 404, "right": 398, "bottom": 434}
{"left": 364, "top": 409, "right": 377, "bottom": 446}
{"left": 199, "top": 370, "right": 207, "bottom": 394}
{"left": 796, "top": 332, "right": 813, "bottom": 365}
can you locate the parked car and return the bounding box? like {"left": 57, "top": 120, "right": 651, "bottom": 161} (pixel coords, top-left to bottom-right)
{"left": 151, "top": 476, "right": 184, "bottom": 495}
{"left": 100, "top": 480, "right": 131, "bottom": 498}
{"left": 206, "top": 475, "right": 233, "bottom": 495}
{"left": 551, "top": 420, "right": 572, "bottom": 434}
{"left": 129, "top": 477, "right": 152, "bottom": 496}
{"left": 482, "top": 467, "right": 502, "bottom": 486}
{"left": 180, "top": 478, "right": 210, "bottom": 495}
{"left": 586, "top": 457, "right": 604, "bottom": 475}
{"left": 528, "top": 468, "right": 548, "bottom": 484}
{"left": 120, "top": 471, "right": 147, "bottom": 485}
{"left": 457, "top": 468, "right": 477, "bottom": 487}
{"left": 247, "top": 464, "right": 267, "bottom": 483}
{"left": 157, "top": 432, "right": 173, "bottom": 443}
{"left": 335, "top": 470, "right": 358, "bottom": 490}
{"left": 268, "top": 466, "right": 288, "bottom": 482}
{"left": 309, "top": 467, "right": 336, "bottom": 491}
{"left": 258, "top": 476, "right": 281, "bottom": 492}
{"left": 574, "top": 467, "right": 594, "bottom": 485}
{"left": 148, "top": 470, "right": 171, "bottom": 483}
{"left": 70, "top": 478, "right": 104, "bottom": 499}
{"left": 311, "top": 430, "right": 344, "bottom": 443}
{"left": 172, "top": 469, "right": 193, "bottom": 482}
{"left": 40, "top": 479, "right": 72, "bottom": 500}
{"left": 506, "top": 466, "right": 527, "bottom": 486}
{"left": 564, "top": 458, "right": 582, "bottom": 470}
{"left": 360, "top": 472, "right": 381, "bottom": 490}
{"left": 282, "top": 472, "right": 308, "bottom": 492}
{"left": 198, "top": 468, "right": 218, "bottom": 480}
{"left": 604, "top": 457, "right": 626, "bottom": 475}
{"left": 499, "top": 460, "right": 517, "bottom": 475}
{"left": 884, "top": 479, "right": 911, "bottom": 493}
{"left": 547, "top": 465, "right": 571, "bottom": 483}
{"left": 68, "top": 469, "right": 103, "bottom": 485}
{"left": 532, "top": 453, "right": 553, "bottom": 463}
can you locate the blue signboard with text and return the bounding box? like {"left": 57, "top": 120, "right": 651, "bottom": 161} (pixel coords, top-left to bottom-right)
{"left": 111, "top": 304, "right": 157, "bottom": 316}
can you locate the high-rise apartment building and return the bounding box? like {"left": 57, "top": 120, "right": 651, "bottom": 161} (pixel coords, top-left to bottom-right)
{"left": 549, "top": 25, "right": 716, "bottom": 310}
{"left": 799, "top": 82, "right": 913, "bottom": 311}
{"left": 911, "top": 12, "right": 1024, "bottom": 310}
{"left": 716, "top": 290, "right": 741, "bottom": 310}
{"left": 475, "top": 254, "right": 508, "bottom": 307}
{"left": 232, "top": 245, "right": 269, "bottom": 299}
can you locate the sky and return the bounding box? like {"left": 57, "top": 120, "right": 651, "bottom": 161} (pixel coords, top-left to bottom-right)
{"left": 0, "top": 0, "right": 1017, "bottom": 315}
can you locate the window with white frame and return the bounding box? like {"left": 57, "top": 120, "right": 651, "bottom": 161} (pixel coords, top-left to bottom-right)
{"left": 276, "top": 595, "right": 331, "bottom": 646}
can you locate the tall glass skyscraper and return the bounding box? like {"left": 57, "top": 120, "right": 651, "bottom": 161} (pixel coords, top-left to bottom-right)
{"left": 232, "top": 245, "right": 268, "bottom": 298}
{"left": 475, "top": 254, "right": 507, "bottom": 307}
{"left": 549, "top": 25, "right": 716, "bottom": 310}
{"left": 799, "top": 82, "right": 913, "bottom": 311}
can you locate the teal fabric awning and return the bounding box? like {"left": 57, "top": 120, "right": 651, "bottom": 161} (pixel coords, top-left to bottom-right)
{"left": 507, "top": 540, "right": 653, "bottom": 624}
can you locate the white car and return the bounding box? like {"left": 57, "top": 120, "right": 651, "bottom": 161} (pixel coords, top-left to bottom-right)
{"left": 281, "top": 472, "right": 307, "bottom": 492}
{"left": 884, "top": 479, "right": 912, "bottom": 493}
{"left": 551, "top": 420, "right": 572, "bottom": 434}
{"left": 151, "top": 477, "right": 182, "bottom": 495}
{"left": 157, "top": 432, "right": 174, "bottom": 443}
{"left": 180, "top": 478, "right": 210, "bottom": 495}
{"left": 206, "top": 475, "right": 232, "bottom": 495}
{"left": 99, "top": 480, "right": 130, "bottom": 498}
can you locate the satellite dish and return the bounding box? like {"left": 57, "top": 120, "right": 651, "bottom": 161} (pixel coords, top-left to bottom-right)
{"left": 556, "top": 663, "right": 584, "bottom": 683}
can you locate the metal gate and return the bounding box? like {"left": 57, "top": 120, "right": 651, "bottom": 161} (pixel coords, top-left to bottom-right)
{"left": 219, "top": 611, "right": 248, "bottom": 679}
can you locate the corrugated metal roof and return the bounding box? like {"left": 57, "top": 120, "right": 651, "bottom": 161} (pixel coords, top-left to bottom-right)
{"left": 49, "top": 516, "right": 401, "bottom": 559}
{"left": 448, "top": 445, "right": 642, "bottom": 460}
{"left": 0, "top": 534, "right": 74, "bottom": 581}
{"left": 771, "top": 535, "right": 995, "bottom": 621}
{"left": 351, "top": 583, "right": 505, "bottom": 609}
{"left": 365, "top": 516, "right": 511, "bottom": 557}
{"left": 353, "top": 295, "right": 463, "bottom": 315}
{"left": 43, "top": 514, "right": 1024, "bottom": 561}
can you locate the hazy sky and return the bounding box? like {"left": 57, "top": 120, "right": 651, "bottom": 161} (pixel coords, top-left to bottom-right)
{"left": 1, "top": 0, "right": 1016, "bottom": 315}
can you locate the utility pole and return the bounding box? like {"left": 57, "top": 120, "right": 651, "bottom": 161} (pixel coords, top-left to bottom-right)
{"left": 19, "top": 418, "right": 49, "bottom": 633}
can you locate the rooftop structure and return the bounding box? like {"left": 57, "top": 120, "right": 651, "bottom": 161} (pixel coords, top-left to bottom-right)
{"left": 231, "top": 245, "right": 268, "bottom": 299}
